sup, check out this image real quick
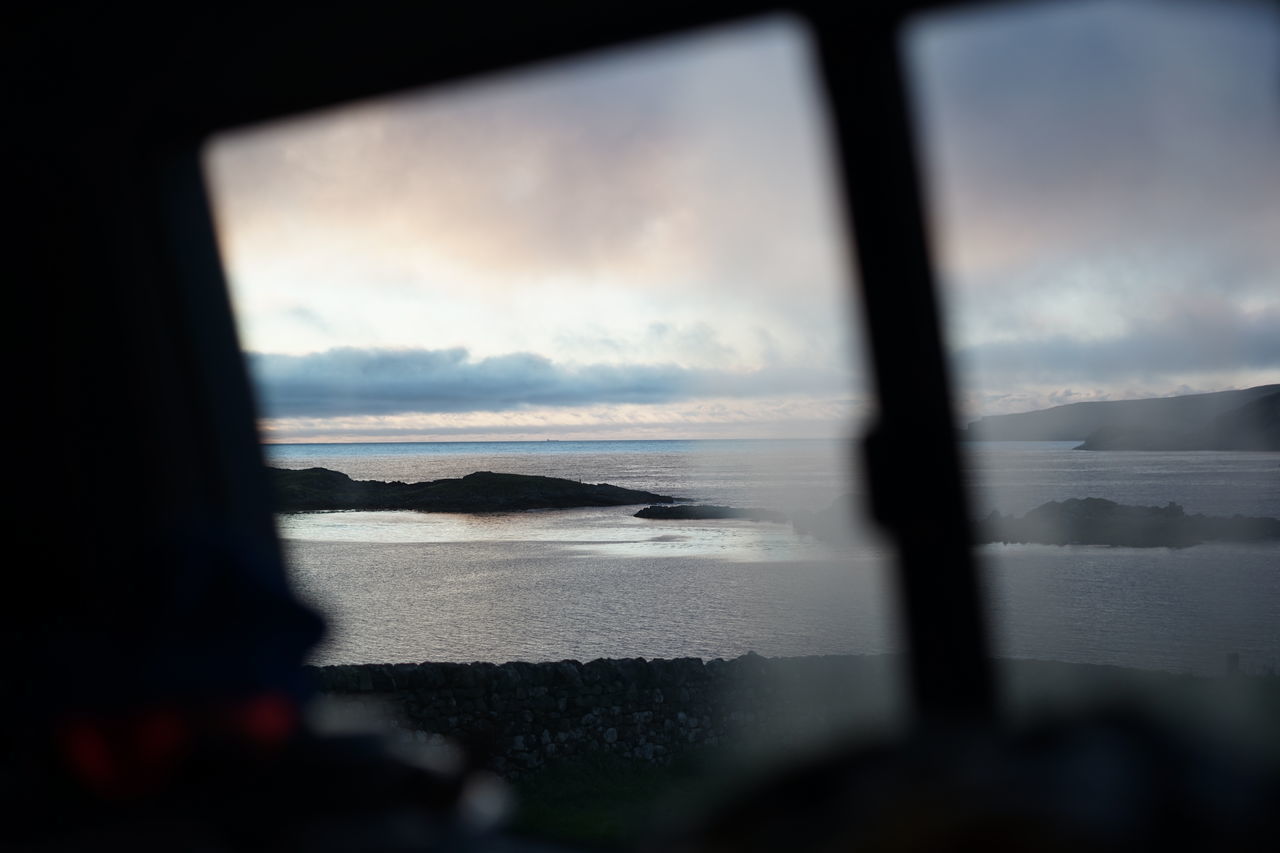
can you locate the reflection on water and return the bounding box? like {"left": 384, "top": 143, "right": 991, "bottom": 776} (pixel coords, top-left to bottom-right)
{"left": 286, "top": 538, "right": 894, "bottom": 667}
{"left": 278, "top": 507, "right": 835, "bottom": 562}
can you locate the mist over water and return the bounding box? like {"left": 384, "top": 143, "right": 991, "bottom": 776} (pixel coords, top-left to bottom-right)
{"left": 270, "top": 440, "right": 1278, "bottom": 676}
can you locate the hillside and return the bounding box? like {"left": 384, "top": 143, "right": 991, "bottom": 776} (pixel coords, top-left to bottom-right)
{"left": 961, "top": 385, "right": 1279, "bottom": 450}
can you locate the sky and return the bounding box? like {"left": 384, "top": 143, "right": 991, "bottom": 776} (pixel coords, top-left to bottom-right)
{"left": 912, "top": 0, "right": 1280, "bottom": 415}
{"left": 205, "top": 0, "right": 1278, "bottom": 443}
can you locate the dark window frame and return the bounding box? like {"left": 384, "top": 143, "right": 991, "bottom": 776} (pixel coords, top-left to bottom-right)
{"left": 14, "top": 0, "right": 995, "bottom": 727}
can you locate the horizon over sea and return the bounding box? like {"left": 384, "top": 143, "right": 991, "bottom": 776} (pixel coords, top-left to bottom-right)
{"left": 267, "top": 438, "right": 1279, "bottom": 678}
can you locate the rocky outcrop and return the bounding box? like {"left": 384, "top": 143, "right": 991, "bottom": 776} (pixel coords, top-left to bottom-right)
{"left": 271, "top": 467, "right": 675, "bottom": 513}
{"left": 981, "top": 498, "right": 1280, "bottom": 547}
{"left": 634, "top": 505, "right": 789, "bottom": 523}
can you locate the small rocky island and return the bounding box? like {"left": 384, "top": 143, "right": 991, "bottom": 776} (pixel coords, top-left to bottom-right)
{"left": 785, "top": 493, "right": 1278, "bottom": 548}
{"left": 981, "top": 498, "right": 1280, "bottom": 548}
{"left": 271, "top": 467, "right": 675, "bottom": 513}
{"left": 635, "top": 505, "right": 789, "bottom": 523}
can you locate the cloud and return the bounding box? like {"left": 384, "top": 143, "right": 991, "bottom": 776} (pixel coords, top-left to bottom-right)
{"left": 206, "top": 18, "right": 845, "bottom": 295}
{"left": 953, "top": 299, "right": 1280, "bottom": 384}
{"left": 248, "top": 346, "right": 851, "bottom": 418}
{"left": 206, "top": 17, "right": 858, "bottom": 379}
{"left": 209, "top": 3, "right": 1277, "bottom": 435}
{"left": 909, "top": 0, "right": 1280, "bottom": 415}
{"left": 911, "top": 0, "right": 1280, "bottom": 280}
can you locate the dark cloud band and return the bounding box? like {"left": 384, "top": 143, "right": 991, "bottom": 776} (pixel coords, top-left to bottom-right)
{"left": 248, "top": 347, "right": 848, "bottom": 417}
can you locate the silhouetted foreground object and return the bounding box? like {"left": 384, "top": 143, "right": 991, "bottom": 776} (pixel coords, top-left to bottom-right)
{"left": 635, "top": 504, "right": 789, "bottom": 522}
{"left": 677, "top": 712, "right": 1280, "bottom": 853}
{"left": 961, "top": 384, "right": 1279, "bottom": 449}
{"left": 981, "top": 498, "right": 1280, "bottom": 547}
{"left": 271, "top": 467, "right": 675, "bottom": 512}
{"left": 15, "top": 719, "right": 504, "bottom": 850}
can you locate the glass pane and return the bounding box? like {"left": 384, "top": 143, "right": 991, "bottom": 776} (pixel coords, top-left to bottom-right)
{"left": 906, "top": 0, "right": 1279, "bottom": 735}
{"left": 204, "top": 16, "right": 901, "bottom": 846}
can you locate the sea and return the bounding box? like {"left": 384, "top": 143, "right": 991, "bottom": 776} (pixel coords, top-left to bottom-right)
{"left": 267, "top": 439, "right": 1279, "bottom": 678}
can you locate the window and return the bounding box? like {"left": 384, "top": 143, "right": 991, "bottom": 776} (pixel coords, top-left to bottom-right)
{"left": 906, "top": 0, "right": 1279, "bottom": 728}
{"left": 204, "top": 17, "right": 902, "bottom": 844}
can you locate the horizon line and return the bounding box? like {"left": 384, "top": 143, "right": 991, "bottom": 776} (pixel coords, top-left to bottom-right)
{"left": 260, "top": 435, "right": 846, "bottom": 447}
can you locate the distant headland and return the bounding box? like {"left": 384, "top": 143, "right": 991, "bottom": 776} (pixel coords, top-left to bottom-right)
{"left": 960, "top": 384, "right": 1279, "bottom": 451}
{"left": 270, "top": 467, "right": 675, "bottom": 513}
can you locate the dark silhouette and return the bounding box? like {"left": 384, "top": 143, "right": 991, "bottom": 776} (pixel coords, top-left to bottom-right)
{"left": 271, "top": 467, "right": 674, "bottom": 512}
{"left": 635, "top": 504, "right": 789, "bottom": 522}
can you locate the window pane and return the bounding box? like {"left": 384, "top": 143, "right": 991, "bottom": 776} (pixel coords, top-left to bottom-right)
{"left": 906, "top": 0, "right": 1279, "bottom": 731}
{"left": 205, "top": 16, "right": 901, "bottom": 845}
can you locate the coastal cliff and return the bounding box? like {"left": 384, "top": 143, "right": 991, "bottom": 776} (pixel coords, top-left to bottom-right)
{"left": 271, "top": 467, "right": 675, "bottom": 513}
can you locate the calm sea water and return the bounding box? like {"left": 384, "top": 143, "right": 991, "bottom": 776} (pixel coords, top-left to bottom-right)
{"left": 267, "top": 439, "right": 1279, "bottom": 676}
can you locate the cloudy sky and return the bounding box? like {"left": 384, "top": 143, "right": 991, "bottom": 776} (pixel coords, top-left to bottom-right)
{"left": 912, "top": 0, "right": 1279, "bottom": 415}
{"left": 205, "top": 0, "right": 1278, "bottom": 443}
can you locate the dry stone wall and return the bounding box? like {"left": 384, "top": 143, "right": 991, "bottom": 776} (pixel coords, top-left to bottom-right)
{"left": 306, "top": 653, "right": 897, "bottom": 778}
